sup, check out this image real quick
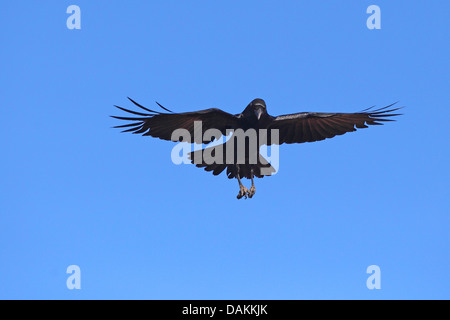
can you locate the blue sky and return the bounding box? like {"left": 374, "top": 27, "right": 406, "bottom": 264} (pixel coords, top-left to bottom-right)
{"left": 1, "top": 1, "right": 449, "bottom": 299}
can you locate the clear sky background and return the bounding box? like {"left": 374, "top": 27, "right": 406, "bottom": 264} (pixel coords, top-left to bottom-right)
{"left": 1, "top": 1, "right": 449, "bottom": 299}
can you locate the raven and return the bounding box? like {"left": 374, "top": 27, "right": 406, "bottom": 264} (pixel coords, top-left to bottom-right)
{"left": 112, "top": 98, "right": 401, "bottom": 199}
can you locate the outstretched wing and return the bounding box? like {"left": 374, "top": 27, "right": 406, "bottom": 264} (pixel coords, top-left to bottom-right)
{"left": 112, "top": 98, "right": 241, "bottom": 143}
{"left": 264, "top": 103, "right": 402, "bottom": 145}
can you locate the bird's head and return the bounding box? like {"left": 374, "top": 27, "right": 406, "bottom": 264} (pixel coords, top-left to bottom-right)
{"left": 245, "top": 98, "right": 266, "bottom": 120}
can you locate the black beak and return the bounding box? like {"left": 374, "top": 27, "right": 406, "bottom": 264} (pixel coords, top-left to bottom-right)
{"left": 255, "top": 108, "right": 263, "bottom": 120}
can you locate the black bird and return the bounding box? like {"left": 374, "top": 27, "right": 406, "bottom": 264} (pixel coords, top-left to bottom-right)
{"left": 112, "top": 98, "right": 401, "bottom": 199}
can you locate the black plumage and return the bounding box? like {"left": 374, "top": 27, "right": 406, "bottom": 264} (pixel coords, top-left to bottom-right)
{"left": 112, "top": 98, "right": 402, "bottom": 199}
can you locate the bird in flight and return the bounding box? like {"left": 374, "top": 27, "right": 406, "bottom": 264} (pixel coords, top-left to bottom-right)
{"left": 112, "top": 98, "right": 401, "bottom": 199}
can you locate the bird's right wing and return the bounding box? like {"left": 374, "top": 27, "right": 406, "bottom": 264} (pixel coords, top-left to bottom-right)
{"left": 112, "top": 98, "right": 242, "bottom": 143}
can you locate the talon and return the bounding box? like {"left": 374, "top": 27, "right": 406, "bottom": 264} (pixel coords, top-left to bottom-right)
{"left": 248, "top": 186, "right": 256, "bottom": 198}
{"left": 237, "top": 185, "right": 249, "bottom": 200}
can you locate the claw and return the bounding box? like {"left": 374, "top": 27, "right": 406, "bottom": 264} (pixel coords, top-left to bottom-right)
{"left": 237, "top": 185, "right": 249, "bottom": 199}
{"left": 248, "top": 185, "right": 256, "bottom": 198}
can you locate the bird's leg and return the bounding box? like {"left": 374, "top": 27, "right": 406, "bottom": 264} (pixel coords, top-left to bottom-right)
{"left": 248, "top": 168, "right": 256, "bottom": 198}
{"left": 236, "top": 166, "right": 249, "bottom": 199}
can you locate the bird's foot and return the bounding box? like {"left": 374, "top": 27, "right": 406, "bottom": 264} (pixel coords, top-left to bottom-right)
{"left": 248, "top": 185, "right": 256, "bottom": 198}
{"left": 237, "top": 185, "right": 249, "bottom": 199}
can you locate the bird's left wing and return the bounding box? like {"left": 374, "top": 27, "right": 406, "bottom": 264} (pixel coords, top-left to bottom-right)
{"left": 263, "top": 103, "right": 402, "bottom": 145}
{"left": 112, "top": 98, "right": 241, "bottom": 143}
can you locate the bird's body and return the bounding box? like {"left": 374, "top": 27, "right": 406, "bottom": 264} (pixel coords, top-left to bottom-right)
{"left": 113, "top": 98, "right": 401, "bottom": 199}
